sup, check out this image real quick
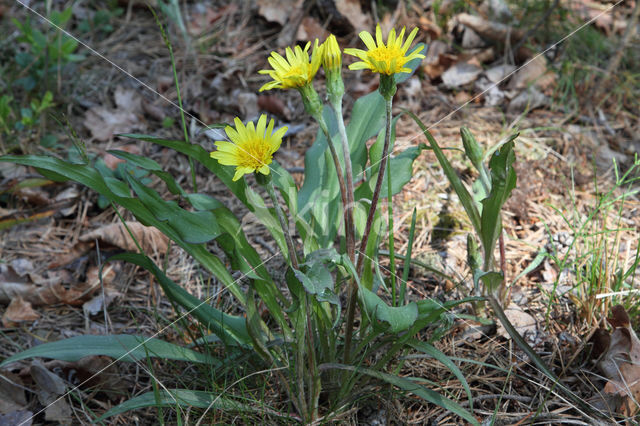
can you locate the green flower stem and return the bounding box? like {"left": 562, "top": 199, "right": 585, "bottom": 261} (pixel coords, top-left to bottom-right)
{"left": 315, "top": 117, "right": 351, "bottom": 247}
{"left": 331, "top": 99, "right": 356, "bottom": 262}
{"left": 305, "top": 295, "right": 321, "bottom": 421}
{"left": 299, "top": 84, "right": 351, "bottom": 255}
{"left": 151, "top": 7, "right": 197, "bottom": 192}
{"left": 345, "top": 81, "right": 395, "bottom": 364}
{"left": 265, "top": 179, "right": 299, "bottom": 269}
{"left": 387, "top": 154, "right": 397, "bottom": 306}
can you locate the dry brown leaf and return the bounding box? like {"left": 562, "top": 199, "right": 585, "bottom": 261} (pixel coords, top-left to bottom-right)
{"left": 258, "top": 95, "right": 291, "bottom": 119}
{"left": 79, "top": 221, "right": 169, "bottom": 255}
{"left": 83, "top": 86, "right": 144, "bottom": 142}
{"left": 0, "top": 372, "right": 27, "bottom": 414}
{"left": 0, "top": 410, "right": 33, "bottom": 426}
{"left": 457, "top": 13, "right": 524, "bottom": 44}
{"left": 257, "top": 0, "right": 291, "bottom": 25}
{"left": 296, "top": 17, "right": 328, "bottom": 42}
{"left": 507, "top": 56, "right": 549, "bottom": 90}
{"left": 596, "top": 305, "right": 640, "bottom": 417}
{"left": 187, "top": 4, "right": 237, "bottom": 35}
{"left": 418, "top": 16, "right": 442, "bottom": 39}
{"left": 335, "top": 0, "right": 372, "bottom": 33}
{"left": 30, "top": 360, "right": 71, "bottom": 423}
{"left": 2, "top": 297, "right": 40, "bottom": 327}
{"left": 42, "top": 357, "right": 127, "bottom": 400}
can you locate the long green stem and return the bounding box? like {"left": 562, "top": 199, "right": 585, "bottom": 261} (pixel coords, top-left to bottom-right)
{"left": 266, "top": 180, "right": 299, "bottom": 269}
{"left": 151, "top": 7, "right": 197, "bottom": 192}
{"left": 355, "top": 95, "right": 393, "bottom": 274}
{"left": 345, "top": 94, "right": 394, "bottom": 364}
{"left": 332, "top": 101, "right": 356, "bottom": 262}
{"left": 316, "top": 118, "right": 351, "bottom": 249}
{"left": 387, "top": 150, "right": 397, "bottom": 305}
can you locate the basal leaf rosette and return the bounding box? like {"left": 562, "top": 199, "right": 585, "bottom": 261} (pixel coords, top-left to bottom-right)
{"left": 344, "top": 25, "right": 424, "bottom": 76}
{"left": 210, "top": 115, "right": 287, "bottom": 181}
{"left": 259, "top": 40, "right": 322, "bottom": 92}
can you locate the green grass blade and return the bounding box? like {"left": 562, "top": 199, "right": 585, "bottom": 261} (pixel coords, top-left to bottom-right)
{"left": 409, "top": 340, "right": 473, "bottom": 412}
{"left": 94, "top": 389, "right": 296, "bottom": 422}
{"left": 405, "top": 111, "right": 481, "bottom": 235}
{"left": 108, "top": 253, "right": 252, "bottom": 347}
{"left": 319, "top": 363, "right": 478, "bottom": 425}
{"left": 0, "top": 334, "right": 218, "bottom": 368}
{"left": 400, "top": 207, "right": 417, "bottom": 304}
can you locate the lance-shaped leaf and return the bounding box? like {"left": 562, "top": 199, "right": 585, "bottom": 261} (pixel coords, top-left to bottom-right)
{"left": 480, "top": 141, "right": 517, "bottom": 267}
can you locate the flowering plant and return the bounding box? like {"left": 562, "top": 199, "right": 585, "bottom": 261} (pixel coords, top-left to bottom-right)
{"left": 0, "top": 24, "right": 535, "bottom": 424}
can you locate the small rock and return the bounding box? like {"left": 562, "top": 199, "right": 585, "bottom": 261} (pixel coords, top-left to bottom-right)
{"left": 508, "top": 56, "right": 548, "bottom": 90}
{"left": 484, "top": 64, "right": 516, "bottom": 83}
{"left": 476, "top": 77, "right": 506, "bottom": 106}
{"left": 462, "top": 27, "right": 485, "bottom": 49}
{"left": 507, "top": 87, "right": 548, "bottom": 113}
{"left": 442, "top": 62, "right": 483, "bottom": 88}
{"left": 497, "top": 307, "right": 537, "bottom": 340}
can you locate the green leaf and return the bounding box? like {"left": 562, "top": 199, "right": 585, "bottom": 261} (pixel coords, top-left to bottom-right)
{"left": 319, "top": 363, "right": 478, "bottom": 425}
{"left": 185, "top": 193, "right": 224, "bottom": 211}
{"left": 119, "top": 134, "right": 250, "bottom": 207}
{"left": 124, "top": 173, "right": 219, "bottom": 244}
{"left": 358, "top": 286, "right": 417, "bottom": 333}
{"left": 108, "top": 253, "right": 252, "bottom": 347}
{"left": 0, "top": 155, "right": 245, "bottom": 304}
{"left": 480, "top": 141, "right": 517, "bottom": 267}
{"left": 405, "top": 111, "right": 481, "bottom": 236}
{"left": 95, "top": 389, "right": 289, "bottom": 422}
{"left": 245, "top": 186, "right": 288, "bottom": 257}
{"left": 0, "top": 335, "right": 217, "bottom": 368}
{"left": 212, "top": 206, "right": 291, "bottom": 337}
{"left": 294, "top": 262, "right": 340, "bottom": 308}
{"left": 409, "top": 340, "right": 473, "bottom": 412}
{"left": 394, "top": 44, "right": 426, "bottom": 84}
{"left": 107, "top": 149, "right": 162, "bottom": 171}
{"left": 297, "top": 107, "right": 342, "bottom": 247}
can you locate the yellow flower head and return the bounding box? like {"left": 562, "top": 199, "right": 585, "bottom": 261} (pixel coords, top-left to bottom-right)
{"left": 259, "top": 40, "right": 322, "bottom": 91}
{"left": 321, "top": 34, "right": 341, "bottom": 72}
{"left": 344, "top": 25, "right": 425, "bottom": 75}
{"left": 210, "top": 115, "right": 287, "bottom": 181}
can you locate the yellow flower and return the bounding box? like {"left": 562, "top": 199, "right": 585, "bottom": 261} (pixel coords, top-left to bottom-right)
{"left": 344, "top": 25, "right": 424, "bottom": 75}
{"left": 210, "top": 115, "right": 287, "bottom": 181}
{"left": 321, "top": 34, "right": 341, "bottom": 72}
{"left": 259, "top": 40, "right": 322, "bottom": 91}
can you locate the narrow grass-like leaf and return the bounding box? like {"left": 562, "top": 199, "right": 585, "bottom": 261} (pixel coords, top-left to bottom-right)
{"left": 108, "top": 253, "right": 252, "bottom": 347}
{"left": 400, "top": 208, "right": 417, "bottom": 303}
{"left": 405, "top": 111, "right": 481, "bottom": 235}
{"left": 487, "top": 295, "right": 602, "bottom": 417}
{"left": 319, "top": 363, "right": 478, "bottom": 425}
{"left": 119, "top": 134, "right": 250, "bottom": 206}
{"left": 409, "top": 340, "right": 473, "bottom": 412}
{"left": 0, "top": 155, "right": 244, "bottom": 303}
{"left": 0, "top": 335, "right": 218, "bottom": 367}
{"left": 95, "top": 389, "right": 295, "bottom": 422}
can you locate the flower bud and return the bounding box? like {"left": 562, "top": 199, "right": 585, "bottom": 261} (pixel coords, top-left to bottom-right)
{"left": 298, "top": 83, "right": 324, "bottom": 122}
{"left": 321, "top": 34, "right": 341, "bottom": 72}
{"left": 321, "top": 34, "right": 345, "bottom": 106}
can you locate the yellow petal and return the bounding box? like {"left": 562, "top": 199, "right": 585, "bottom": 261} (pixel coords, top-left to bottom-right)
{"left": 359, "top": 31, "right": 376, "bottom": 51}
{"left": 256, "top": 114, "right": 267, "bottom": 137}
{"left": 375, "top": 24, "right": 383, "bottom": 46}
{"left": 402, "top": 27, "right": 419, "bottom": 52}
